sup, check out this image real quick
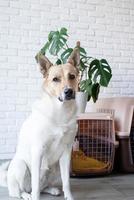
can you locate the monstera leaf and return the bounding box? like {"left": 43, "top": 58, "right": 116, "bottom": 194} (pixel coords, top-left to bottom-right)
{"left": 40, "top": 42, "right": 50, "bottom": 55}
{"left": 60, "top": 48, "right": 73, "bottom": 64}
{"left": 40, "top": 27, "right": 68, "bottom": 57}
{"left": 56, "top": 59, "right": 62, "bottom": 65}
{"left": 79, "top": 47, "right": 87, "bottom": 57}
{"left": 47, "top": 28, "right": 68, "bottom": 56}
{"left": 91, "top": 83, "right": 100, "bottom": 102}
{"left": 80, "top": 79, "right": 92, "bottom": 92}
{"left": 80, "top": 79, "right": 100, "bottom": 102}
{"left": 89, "top": 59, "right": 112, "bottom": 87}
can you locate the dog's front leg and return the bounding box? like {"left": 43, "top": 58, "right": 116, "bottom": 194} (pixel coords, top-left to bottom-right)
{"left": 31, "top": 148, "right": 42, "bottom": 200}
{"left": 59, "top": 145, "right": 74, "bottom": 200}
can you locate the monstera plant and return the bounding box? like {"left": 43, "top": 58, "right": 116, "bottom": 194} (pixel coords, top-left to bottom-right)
{"left": 35, "top": 27, "right": 112, "bottom": 103}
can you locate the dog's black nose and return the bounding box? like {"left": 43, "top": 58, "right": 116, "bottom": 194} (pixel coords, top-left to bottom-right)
{"left": 64, "top": 88, "right": 73, "bottom": 99}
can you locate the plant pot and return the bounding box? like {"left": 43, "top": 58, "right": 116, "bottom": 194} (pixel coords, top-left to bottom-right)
{"left": 76, "top": 92, "right": 87, "bottom": 114}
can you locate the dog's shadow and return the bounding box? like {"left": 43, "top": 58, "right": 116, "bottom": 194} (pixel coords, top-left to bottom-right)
{"left": 40, "top": 184, "right": 90, "bottom": 200}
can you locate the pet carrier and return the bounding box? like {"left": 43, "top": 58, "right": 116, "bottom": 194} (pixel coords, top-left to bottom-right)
{"left": 89, "top": 97, "right": 134, "bottom": 172}
{"left": 71, "top": 113, "right": 116, "bottom": 176}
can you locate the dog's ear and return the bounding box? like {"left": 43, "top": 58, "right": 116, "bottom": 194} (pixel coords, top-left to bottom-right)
{"left": 37, "top": 54, "right": 53, "bottom": 77}
{"left": 68, "top": 48, "right": 80, "bottom": 68}
{"left": 67, "top": 42, "right": 80, "bottom": 68}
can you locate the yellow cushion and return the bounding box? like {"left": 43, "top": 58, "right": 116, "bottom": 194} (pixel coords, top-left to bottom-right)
{"left": 72, "top": 150, "right": 108, "bottom": 171}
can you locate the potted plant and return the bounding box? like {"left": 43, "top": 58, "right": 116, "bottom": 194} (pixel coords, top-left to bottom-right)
{"left": 35, "top": 27, "right": 112, "bottom": 113}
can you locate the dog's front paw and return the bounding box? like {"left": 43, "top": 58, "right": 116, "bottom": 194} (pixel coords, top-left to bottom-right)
{"left": 64, "top": 193, "right": 74, "bottom": 200}
{"left": 21, "top": 192, "right": 32, "bottom": 200}
{"left": 31, "top": 192, "right": 40, "bottom": 200}
{"left": 43, "top": 186, "right": 61, "bottom": 196}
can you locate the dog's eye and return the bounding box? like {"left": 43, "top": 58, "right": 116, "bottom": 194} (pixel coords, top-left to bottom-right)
{"left": 53, "top": 77, "right": 60, "bottom": 82}
{"left": 68, "top": 74, "right": 75, "bottom": 80}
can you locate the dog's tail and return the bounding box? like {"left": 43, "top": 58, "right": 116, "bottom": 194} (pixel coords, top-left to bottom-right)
{"left": 0, "top": 161, "right": 10, "bottom": 187}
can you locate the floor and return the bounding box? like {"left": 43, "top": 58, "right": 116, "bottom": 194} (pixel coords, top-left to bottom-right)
{"left": 1, "top": 174, "right": 134, "bottom": 200}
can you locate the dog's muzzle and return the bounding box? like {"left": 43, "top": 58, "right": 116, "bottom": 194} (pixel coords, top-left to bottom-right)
{"left": 64, "top": 88, "right": 75, "bottom": 100}
{"left": 58, "top": 88, "right": 75, "bottom": 102}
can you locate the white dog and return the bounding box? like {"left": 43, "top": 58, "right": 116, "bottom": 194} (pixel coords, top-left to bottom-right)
{"left": 0, "top": 48, "right": 80, "bottom": 200}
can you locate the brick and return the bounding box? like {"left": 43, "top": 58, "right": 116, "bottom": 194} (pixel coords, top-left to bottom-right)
{"left": 0, "top": 7, "right": 19, "bottom": 15}
{"left": 20, "top": 10, "right": 40, "bottom": 17}
{"left": 6, "top": 138, "right": 17, "bottom": 145}
{"left": 0, "top": 49, "right": 18, "bottom": 56}
{"left": 0, "top": 139, "right": 5, "bottom": 145}
{"left": 71, "top": 9, "right": 88, "bottom": 17}
{"left": 0, "top": 145, "right": 15, "bottom": 153}
{"left": 0, "top": 104, "right": 15, "bottom": 111}
{"left": 0, "top": 90, "right": 18, "bottom": 97}
{"left": 0, "top": 27, "right": 8, "bottom": 34}
{"left": 18, "top": 50, "right": 36, "bottom": 57}
{"left": 40, "top": 0, "right": 59, "bottom": 6}
{"left": 0, "top": 15, "right": 10, "bottom": 21}
{"left": 0, "top": 112, "right": 6, "bottom": 118}
{"left": 10, "top": 16, "right": 31, "bottom": 24}
{"left": 59, "top": 1, "right": 76, "bottom": 8}
{"left": 73, "top": 0, "right": 86, "bottom": 2}
{"left": 8, "top": 56, "right": 28, "bottom": 64}
{"left": 0, "top": 1, "right": 9, "bottom": 7}
{"left": 1, "top": 35, "right": 21, "bottom": 43}
{"left": 7, "top": 70, "right": 23, "bottom": 78}
{"left": 0, "top": 43, "right": 8, "bottom": 48}
{"left": 0, "top": 118, "right": 16, "bottom": 125}
{"left": 31, "top": 4, "right": 50, "bottom": 11}
{"left": 10, "top": 1, "right": 30, "bottom": 9}
{"left": 0, "top": 126, "right": 8, "bottom": 133}
{"left": 0, "top": 84, "right": 6, "bottom": 90}
{"left": 0, "top": 70, "right": 7, "bottom": 76}
{"left": 7, "top": 111, "right": 27, "bottom": 119}
{"left": 0, "top": 153, "right": 14, "bottom": 159}
{"left": 122, "top": 75, "right": 134, "bottom": 81}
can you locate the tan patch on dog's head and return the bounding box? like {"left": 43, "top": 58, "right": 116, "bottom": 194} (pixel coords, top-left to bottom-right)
{"left": 44, "top": 63, "right": 79, "bottom": 97}
{"left": 38, "top": 48, "right": 80, "bottom": 101}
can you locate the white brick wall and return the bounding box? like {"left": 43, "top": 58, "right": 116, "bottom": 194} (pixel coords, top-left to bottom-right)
{"left": 0, "top": 0, "right": 134, "bottom": 159}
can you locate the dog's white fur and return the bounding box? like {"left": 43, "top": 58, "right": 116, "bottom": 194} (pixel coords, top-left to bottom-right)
{"left": 0, "top": 48, "right": 80, "bottom": 200}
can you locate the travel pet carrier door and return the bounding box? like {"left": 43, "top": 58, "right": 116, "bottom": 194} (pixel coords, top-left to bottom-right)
{"left": 71, "top": 113, "right": 116, "bottom": 176}
{"left": 130, "top": 112, "right": 134, "bottom": 162}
